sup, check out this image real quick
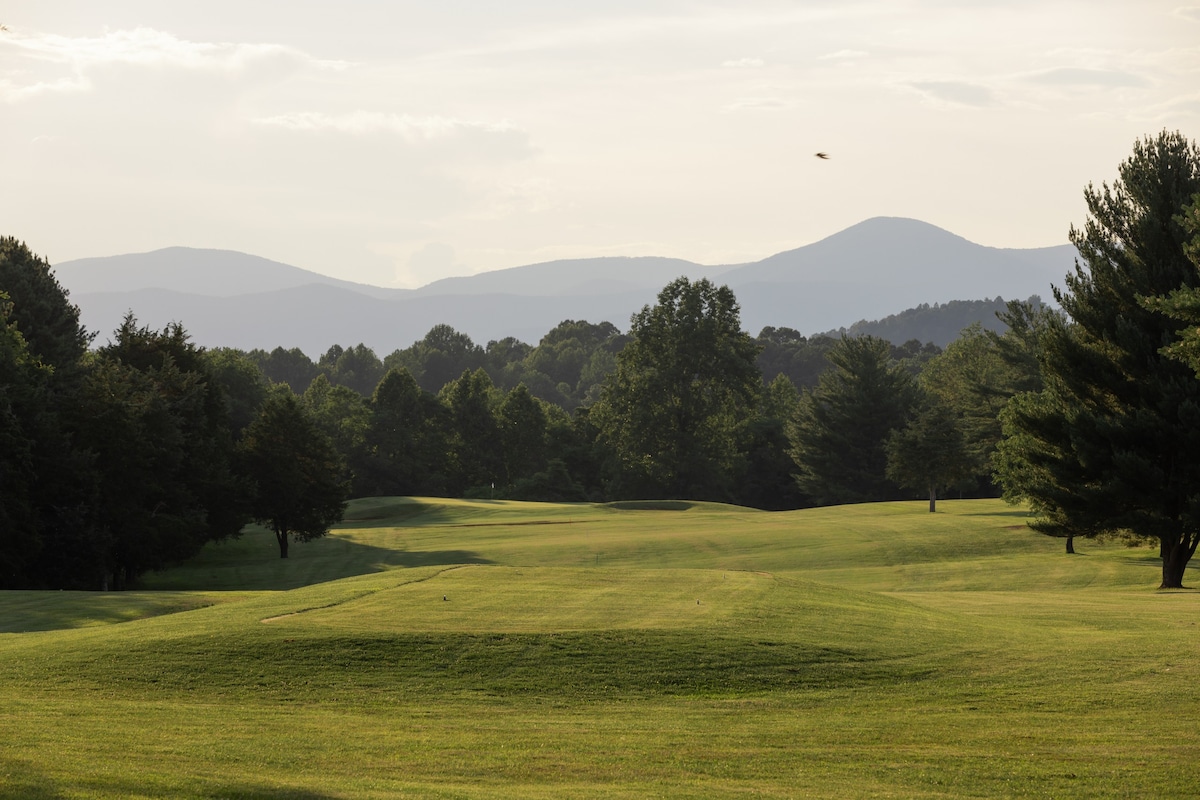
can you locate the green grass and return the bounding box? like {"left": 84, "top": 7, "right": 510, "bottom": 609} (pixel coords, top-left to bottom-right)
{"left": 2, "top": 498, "right": 1198, "bottom": 798}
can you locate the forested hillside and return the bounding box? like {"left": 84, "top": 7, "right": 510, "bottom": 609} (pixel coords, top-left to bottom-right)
{"left": 0, "top": 234, "right": 1046, "bottom": 589}
{"left": 57, "top": 217, "right": 1076, "bottom": 355}
{"left": 5, "top": 132, "right": 1199, "bottom": 590}
{"left": 829, "top": 296, "right": 1049, "bottom": 348}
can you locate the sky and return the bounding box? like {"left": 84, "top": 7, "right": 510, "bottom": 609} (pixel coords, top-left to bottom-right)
{"left": 2, "top": 2, "right": 1198, "bottom": 289}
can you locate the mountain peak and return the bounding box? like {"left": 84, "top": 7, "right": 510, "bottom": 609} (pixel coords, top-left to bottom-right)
{"left": 55, "top": 247, "right": 399, "bottom": 299}
{"left": 54, "top": 217, "right": 1075, "bottom": 355}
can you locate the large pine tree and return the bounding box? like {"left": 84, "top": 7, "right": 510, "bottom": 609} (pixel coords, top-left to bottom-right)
{"left": 789, "top": 335, "right": 919, "bottom": 505}
{"left": 995, "top": 131, "right": 1200, "bottom": 588}
{"left": 359, "top": 367, "right": 447, "bottom": 496}
{"left": 0, "top": 294, "right": 51, "bottom": 586}
{"left": 0, "top": 238, "right": 90, "bottom": 368}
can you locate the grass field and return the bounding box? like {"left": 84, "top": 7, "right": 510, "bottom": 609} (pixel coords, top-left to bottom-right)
{"left": 2, "top": 498, "right": 1198, "bottom": 798}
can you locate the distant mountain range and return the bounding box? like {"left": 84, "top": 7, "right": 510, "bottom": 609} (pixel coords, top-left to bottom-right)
{"left": 55, "top": 217, "right": 1077, "bottom": 356}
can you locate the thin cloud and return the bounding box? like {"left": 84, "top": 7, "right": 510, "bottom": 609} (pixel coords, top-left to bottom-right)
{"left": 433, "top": 7, "right": 843, "bottom": 61}
{"left": 722, "top": 57, "right": 764, "bottom": 68}
{"left": 254, "top": 111, "right": 522, "bottom": 141}
{"left": 1026, "top": 67, "right": 1148, "bottom": 88}
{"left": 3, "top": 27, "right": 346, "bottom": 72}
{"left": 1148, "top": 93, "right": 1200, "bottom": 119}
{"left": 1174, "top": 6, "right": 1200, "bottom": 22}
{"left": 820, "top": 49, "right": 868, "bottom": 60}
{"left": 722, "top": 97, "right": 793, "bottom": 111}
{"left": 0, "top": 26, "right": 347, "bottom": 102}
{"left": 908, "top": 81, "right": 995, "bottom": 107}
{"left": 0, "top": 74, "right": 90, "bottom": 102}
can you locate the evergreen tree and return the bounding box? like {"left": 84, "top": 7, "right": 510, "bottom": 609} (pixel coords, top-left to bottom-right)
{"left": 0, "top": 293, "right": 51, "bottom": 586}
{"left": 1142, "top": 199, "right": 1200, "bottom": 367}
{"left": 0, "top": 237, "right": 91, "bottom": 368}
{"left": 734, "top": 374, "right": 808, "bottom": 510}
{"left": 70, "top": 358, "right": 205, "bottom": 586}
{"left": 360, "top": 367, "right": 448, "bottom": 496}
{"left": 440, "top": 368, "right": 503, "bottom": 494}
{"left": 984, "top": 299, "right": 1057, "bottom": 397}
{"left": 995, "top": 131, "right": 1200, "bottom": 587}
{"left": 70, "top": 316, "right": 248, "bottom": 586}
{"left": 0, "top": 245, "right": 99, "bottom": 588}
{"left": 789, "top": 335, "right": 920, "bottom": 505}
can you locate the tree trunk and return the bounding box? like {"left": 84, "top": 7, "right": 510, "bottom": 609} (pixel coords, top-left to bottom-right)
{"left": 276, "top": 528, "right": 290, "bottom": 559}
{"left": 1160, "top": 536, "right": 1195, "bottom": 589}
{"left": 928, "top": 485, "right": 936, "bottom": 513}
{"left": 1066, "top": 535, "right": 1075, "bottom": 554}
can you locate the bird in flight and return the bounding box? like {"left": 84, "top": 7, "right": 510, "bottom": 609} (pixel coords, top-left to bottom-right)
{"left": 815, "top": 152, "right": 830, "bottom": 159}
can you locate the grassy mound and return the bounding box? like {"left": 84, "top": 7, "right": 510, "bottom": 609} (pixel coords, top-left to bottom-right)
{"left": 2, "top": 498, "right": 1196, "bottom": 798}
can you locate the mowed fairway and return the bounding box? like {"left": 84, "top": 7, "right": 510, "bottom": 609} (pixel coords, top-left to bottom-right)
{"left": 2, "top": 499, "right": 1199, "bottom": 798}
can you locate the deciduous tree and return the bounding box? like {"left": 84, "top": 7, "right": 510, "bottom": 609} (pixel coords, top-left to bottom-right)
{"left": 323, "top": 343, "right": 384, "bottom": 396}
{"left": 249, "top": 346, "right": 319, "bottom": 393}
{"left": 593, "top": 278, "right": 761, "bottom": 500}
{"left": 496, "top": 383, "right": 549, "bottom": 485}
{"left": 301, "top": 374, "right": 369, "bottom": 486}
{"left": 885, "top": 396, "right": 973, "bottom": 512}
{"left": 204, "top": 347, "right": 270, "bottom": 436}
{"left": 240, "top": 390, "right": 349, "bottom": 558}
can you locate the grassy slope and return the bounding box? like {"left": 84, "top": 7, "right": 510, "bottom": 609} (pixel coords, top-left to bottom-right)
{"left": 1, "top": 498, "right": 1197, "bottom": 799}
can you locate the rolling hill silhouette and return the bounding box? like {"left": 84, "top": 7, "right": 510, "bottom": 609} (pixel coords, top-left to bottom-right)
{"left": 56, "top": 217, "right": 1075, "bottom": 355}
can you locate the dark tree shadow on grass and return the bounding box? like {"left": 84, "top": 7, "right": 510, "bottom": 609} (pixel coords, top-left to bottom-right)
{"left": 15, "top": 761, "right": 343, "bottom": 800}
{"left": 0, "top": 756, "right": 66, "bottom": 800}
{"left": 141, "top": 531, "right": 495, "bottom": 592}
{"left": 197, "top": 786, "right": 339, "bottom": 799}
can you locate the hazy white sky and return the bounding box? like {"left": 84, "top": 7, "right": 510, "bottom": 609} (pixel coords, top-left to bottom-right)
{"left": 3, "top": 2, "right": 1197, "bottom": 287}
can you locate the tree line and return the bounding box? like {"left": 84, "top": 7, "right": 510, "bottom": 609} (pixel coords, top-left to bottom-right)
{"left": 0, "top": 235, "right": 1036, "bottom": 589}
{"left": 247, "top": 318, "right": 942, "bottom": 409}
{"left": 0, "top": 246, "right": 347, "bottom": 589}
{"left": 4, "top": 130, "right": 1199, "bottom": 589}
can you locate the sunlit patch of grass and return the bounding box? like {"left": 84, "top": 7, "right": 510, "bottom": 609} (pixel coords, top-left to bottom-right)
{"left": 3, "top": 498, "right": 1200, "bottom": 798}
{"left": 0, "top": 590, "right": 246, "bottom": 633}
